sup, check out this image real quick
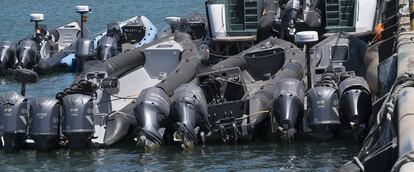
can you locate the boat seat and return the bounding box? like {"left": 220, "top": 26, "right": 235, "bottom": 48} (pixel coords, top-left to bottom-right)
{"left": 143, "top": 40, "right": 183, "bottom": 79}
{"left": 56, "top": 22, "right": 81, "bottom": 51}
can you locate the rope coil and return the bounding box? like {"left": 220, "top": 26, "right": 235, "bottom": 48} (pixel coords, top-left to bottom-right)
{"left": 358, "top": 72, "right": 414, "bottom": 162}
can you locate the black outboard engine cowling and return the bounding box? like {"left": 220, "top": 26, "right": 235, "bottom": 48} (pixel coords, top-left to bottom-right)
{"left": 16, "top": 39, "right": 39, "bottom": 69}
{"left": 106, "top": 22, "right": 121, "bottom": 41}
{"left": 75, "top": 38, "right": 94, "bottom": 70}
{"left": 134, "top": 87, "right": 171, "bottom": 149}
{"left": 62, "top": 94, "right": 94, "bottom": 149}
{"left": 0, "top": 41, "right": 16, "bottom": 75}
{"left": 281, "top": 0, "right": 301, "bottom": 39}
{"left": 339, "top": 76, "right": 372, "bottom": 139}
{"left": 0, "top": 91, "right": 28, "bottom": 151}
{"left": 273, "top": 78, "right": 304, "bottom": 141}
{"left": 306, "top": 86, "right": 340, "bottom": 140}
{"left": 170, "top": 83, "right": 210, "bottom": 149}
{"left": 29, "top": 97, "right": 61, "bottom": 150}
{"left": 97, "top": 36, "right": 117, "bottom": 61}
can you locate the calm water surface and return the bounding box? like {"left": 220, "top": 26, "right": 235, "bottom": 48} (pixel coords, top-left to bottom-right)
{"left": 0, "top": 0, "right": 359, "bottom": 171}
{"left": 0, "top": 140, "right": 358, "bottom": 171}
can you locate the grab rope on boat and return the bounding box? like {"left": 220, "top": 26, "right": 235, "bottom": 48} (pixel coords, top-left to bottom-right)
{"left": 55, "top": 79, "right": 97, "bottom": 101}
{"left": 211, "top": 110, "right": 270, "bottom": 133}
{"left": 358, "top": 72, "right": 414, "bottom": 161}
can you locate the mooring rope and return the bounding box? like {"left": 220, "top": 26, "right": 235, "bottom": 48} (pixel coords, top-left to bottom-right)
{"left": 358, "top": 72, "right": 414, "bottom": 161}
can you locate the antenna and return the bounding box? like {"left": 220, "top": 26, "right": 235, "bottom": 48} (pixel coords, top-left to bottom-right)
{"left": 29, "top": 13, "right": 44, "bottom": 34}
{"left": 295, "top": 31, "right": 319, "bottom": 89}
{"left": 165, "top": 17, "right": 181, "bottom": 25}
{"left": 13, "top": 69, "right": 38, "bottom": 96}
{"left": 75, "top": 5, "right": 91, "bottom": 38}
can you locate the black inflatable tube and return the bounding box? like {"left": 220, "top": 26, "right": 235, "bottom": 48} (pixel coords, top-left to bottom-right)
{"left": 104, "top": 49, "right": 145, "bottom": 78}
{"left": 210, "top": 56, "right": 247, "bottom": 71}
{"left": 103, "top": 102, "right": 137, "bottom": 146}
{"left": 249, "top": 84, "right": 275, "bottom": 127}
{"left": 155, "top": 32, "right": 203, "bottom": 96}
{"left": 36, "top": 43, "right": 76, "bottom": 74}
{"left": 103, "top": 33, "right": 188, "bottom": 78}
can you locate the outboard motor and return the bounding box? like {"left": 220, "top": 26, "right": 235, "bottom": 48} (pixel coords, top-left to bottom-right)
{"left": 170, "top": 83, "right": 210, "bottom": 149}
{"left": 29, "top": 97, "right": 61, "bottom": 150}
{"left": 75, "top": 6, "right": 91, "bottom": 39}
{"left": 0, "top": 69, "right": 37, "bottom": 152}
{"left": 62, "top": 94, "right": 94, "bottom": 149}
{"left": 96, "top": 36, "right": 117, "bottom": 61}
{"left": 306, "top": 70, "right": 340, "bottom": 140}
{"left": 106, "top": 22, "right": 121, "bottom": 40}
{"left": 16, "top": 39, "right": 39, "bottom": 69}
{"left": 273, "top": 78, "right": 305, "bottom": 141}
{"left": 30, "top": 13, "right": 46, "bottom": 45}
{"left": 281, "top": 0, "right": 301, "bottom": 39}
{"left": 75, "top": 38, "right": 94, "bottom": 70}
{"left": 0, "top": 92, "right": 28, "bottom": 152}
{"left": 0, "top": 41, "right": 16, "bottom": 75}
{"left": 339, "top": 75, "right": 372, "bottom": 140}
{"left": 134, "top": 87, "right": 171, "bottom": 149}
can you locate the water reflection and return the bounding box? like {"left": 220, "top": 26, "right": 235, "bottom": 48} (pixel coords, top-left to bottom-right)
{"left": 0, "top": 139, "right": 358, "bottom": 171}
{"left": 0, "top": 0, "right": 359, "bottom": 171}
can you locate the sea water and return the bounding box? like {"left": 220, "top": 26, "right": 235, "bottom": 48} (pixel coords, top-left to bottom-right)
{"left": 0, "top": 0, "right": 358, "bottom": 171}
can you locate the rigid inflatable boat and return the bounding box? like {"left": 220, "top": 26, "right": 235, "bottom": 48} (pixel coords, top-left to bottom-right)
{"left": 1, "top": 6, "right": 158, "bottom": 75}
{"left": 131, "top": 0, "right": 379, "bottom": 150}
{"left": 4, "top": 0, "right": 414, "bottom": 171}
{"left": 0, "top": 13, "right": 209, "bottom": 150}
{"left": 133, "top": 36, "right": 306, "bottom": 149}
{"left": 0, "top": 6, "right": 91, "bottom": 76}
{"left": 37, "top": 15, "right": 157, "bottom": 74}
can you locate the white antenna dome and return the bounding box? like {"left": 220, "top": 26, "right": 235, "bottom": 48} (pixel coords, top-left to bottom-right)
{"left": 30, "top": 13, "right": 44, "bottom": 22}
{"left": 295, "top": 31, "right": 319, "bottom": 43}
{"left": 75, "top": 5, "right": 91, "bottom": 13}
{"left": 165, "top": 17, "right": 181, "bottom": 25}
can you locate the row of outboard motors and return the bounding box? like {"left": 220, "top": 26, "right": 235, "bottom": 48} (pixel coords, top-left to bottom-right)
{"left": 307, "top": 68, "right": 372, "bottom": 141}
{"left": 0, "top": 2, "right": 376, "bottom": 151}
{"left": 1, "top": 6, "right": 157, "bottom": 75}
{"left": 0, "top": 38, "right": 45, "bottom": 73}
{"left": 0, "top": 7, "right": 91, "bottom": 74}
{"left": 0, "top": 33, "right": 374, "bottom": 151}
{"left": 0, "top": 69, "right": 96, "bottom": 151}
{"left": 127, "top": 33, "right": 374, "bottom": 149}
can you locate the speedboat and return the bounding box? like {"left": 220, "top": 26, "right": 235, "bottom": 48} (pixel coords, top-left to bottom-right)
{"left": 37, "top": 14, "right": 158, "bottom": 74}
{"left": 0, "top": 14, "right": 209, "bottom": 150}
{"left": 0, "top": 6, "right": 91, "bottom": 76}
